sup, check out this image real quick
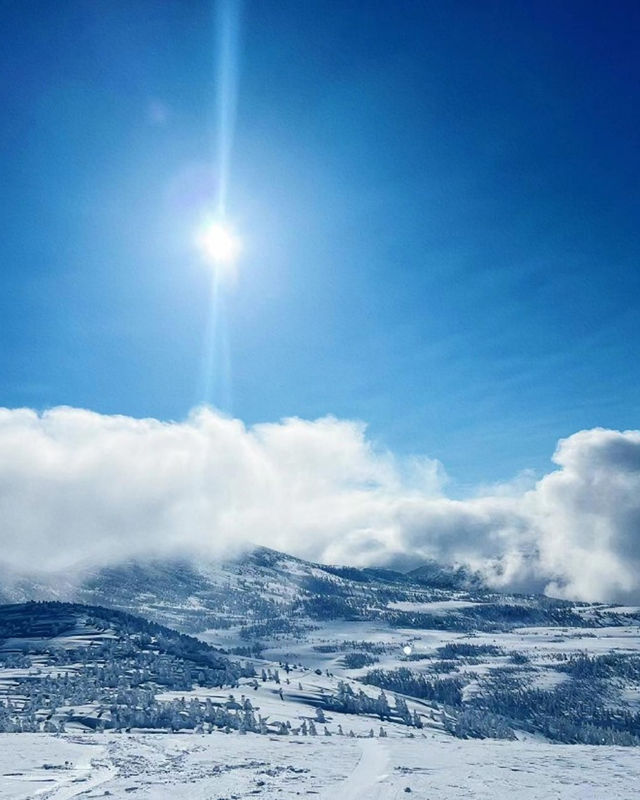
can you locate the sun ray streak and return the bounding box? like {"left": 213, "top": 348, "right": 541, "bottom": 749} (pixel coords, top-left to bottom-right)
{"left": 200, "top": 271, "right": 232, "bottom": 412}
{"left": 199, "top": 0, "right": 241, "bottom": 409}
{"left": 214, "top": 0, "right": 241, "bottom": 218}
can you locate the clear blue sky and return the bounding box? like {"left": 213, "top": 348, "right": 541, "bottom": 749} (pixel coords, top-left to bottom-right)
{"left": 1, "top": 1, "right": 639, "bottom": 487}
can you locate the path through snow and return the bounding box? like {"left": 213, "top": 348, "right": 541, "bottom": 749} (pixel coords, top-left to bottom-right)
{"left": 323, "top": 739, "right": 397, "bottom": 800}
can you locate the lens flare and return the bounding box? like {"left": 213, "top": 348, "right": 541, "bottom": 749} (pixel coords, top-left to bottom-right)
{"left": 197, "top": 0, "right": 242, "bottom": 412}
{"left": 197, "top": 220, "right": 242, "bottom": 267}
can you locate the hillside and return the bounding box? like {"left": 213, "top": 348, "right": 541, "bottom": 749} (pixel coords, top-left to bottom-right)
{"left": 1, "top": 549, "right": 640, "bottom": 747}
{"left": 1, "top": 589, "right": 640, "bottom": 798}
{"left": 72, "top": 546, "right": 635, "bottom": 637}
{"left": 0, "top": 602, "right": 254, "bottom": 733}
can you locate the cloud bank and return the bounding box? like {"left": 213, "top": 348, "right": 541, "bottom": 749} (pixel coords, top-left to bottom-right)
{"left": 0, "top": 406, "right": 639, "bottom": 602}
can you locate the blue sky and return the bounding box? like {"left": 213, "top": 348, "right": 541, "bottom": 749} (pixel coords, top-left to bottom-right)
{"left": 1, "top": 0, "right": 639, "bottom": 488}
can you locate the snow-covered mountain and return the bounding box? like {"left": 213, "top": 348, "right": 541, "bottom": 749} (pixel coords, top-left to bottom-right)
{"left": 44, "top": 545, "right": 633, "bottom": 636}
{"left": 1, "top": 546, "right": 639, "bottom": 744}
{"left": 2, "top": 547, "right": 496, "bottom": 631}
{"left": 1, "top": 547, "right": 640, "bottom": 797}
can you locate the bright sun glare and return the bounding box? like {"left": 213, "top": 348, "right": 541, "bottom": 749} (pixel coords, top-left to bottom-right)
{"left": 196, "top": 220, "right": 242, "bottom": 268}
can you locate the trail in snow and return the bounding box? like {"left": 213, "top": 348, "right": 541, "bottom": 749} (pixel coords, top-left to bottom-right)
{"left": 44, "top": 765, "right": 113, "bottom": 800}
{"left": 325, "top": 739, "right": 394, "bottom": 800}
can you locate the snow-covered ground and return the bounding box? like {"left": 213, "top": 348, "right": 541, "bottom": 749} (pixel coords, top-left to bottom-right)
{"left": 2, "top": 554, "right": 640, "bottom": 797}
{"left": 1, "top": 732, "right": 640, "bottom": 799}
{"left": 387, "top": 599, "right": 484, "bottom": 613}
{"left": 203, "top": 615, "right": 640, "bottom": 689}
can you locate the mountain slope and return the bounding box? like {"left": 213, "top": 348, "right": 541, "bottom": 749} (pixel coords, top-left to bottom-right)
{"left": 0, "top": 601, "right": 254, "bottom": 732}
{"left": 71, "top": 546, "right": 613, "bottom": 637}
{"left": 3, "top": 546, "right": 636, "bottom": 640}
{"left": 1, "top": 547, "right": 640, "bottom": 747}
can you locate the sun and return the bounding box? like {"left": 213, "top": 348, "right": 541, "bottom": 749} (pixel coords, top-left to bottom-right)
{"left": 196, "top": 220, "right": 242, "bottom": 268}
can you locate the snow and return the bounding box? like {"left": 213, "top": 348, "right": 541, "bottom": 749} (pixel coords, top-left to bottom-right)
{"left": 0, "top": 735, "right": 110, "bottom": 800}
{"left": 387, "top": 600, "right": 483, "bottom": 613}
{"left": 1, "top": 732, "right": 640, "bottom": 799}
{"left": 2, "top": 553, "right": 640, "bottom": 797}
{"left": 329, "top": 738, "right": 389, "bottom": 799}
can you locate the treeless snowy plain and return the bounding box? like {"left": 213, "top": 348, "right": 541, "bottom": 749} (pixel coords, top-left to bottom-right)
{"left": 1, "top": 732, "right": 640, "bottom": 800}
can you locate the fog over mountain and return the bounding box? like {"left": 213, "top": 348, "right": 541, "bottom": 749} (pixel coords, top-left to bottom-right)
{"left": 1, "top": 405, "right": 639, "bottom": 603}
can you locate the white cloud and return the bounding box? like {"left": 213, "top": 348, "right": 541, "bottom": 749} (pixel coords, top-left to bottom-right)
{"left": 0, "top": 406, "right": 639, "bottom": 603}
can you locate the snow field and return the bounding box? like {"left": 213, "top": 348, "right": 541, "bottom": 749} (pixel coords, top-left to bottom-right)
{"left": 2, "top": 732, "right": 640, "bottom": 799}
